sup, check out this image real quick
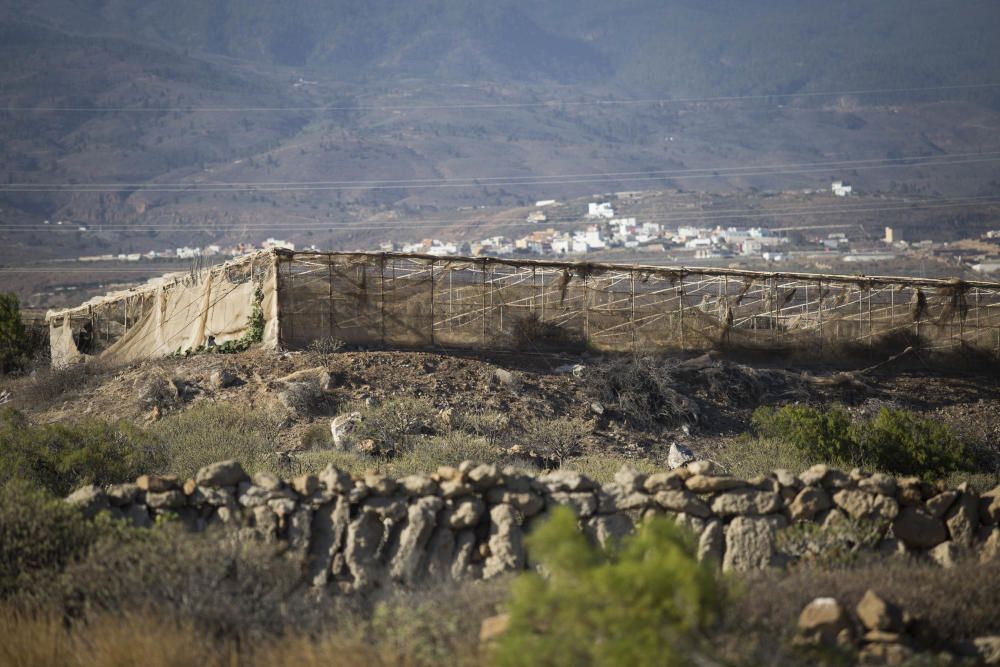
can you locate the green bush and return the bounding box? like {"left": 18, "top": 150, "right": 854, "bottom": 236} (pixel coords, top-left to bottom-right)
{"left": 751, "top": 405, "right": 857, "bottom": 466}
{"left": 0, "top": 408, "right": 167, "bottom": 496}
{"left": 0, "top": 481, "right": 120, "bottom": 599}
{"left": 493, "top": 507, "right": 723, "bottom": 667}
{"left": 751, "top": 405, "right": 969, "bottom": 479}
{"left": 0, "top": 293, "right": 31, "bottom": 374}
{"left": 855, "top": 407, "right": 968, "bottom": 478}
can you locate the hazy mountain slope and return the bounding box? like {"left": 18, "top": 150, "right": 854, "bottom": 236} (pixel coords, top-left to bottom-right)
{"left": 1, "top": 1, "right": 999, "bottom": 263}
{"left": 4, "top": 0, "right": 999, "bottom": 94}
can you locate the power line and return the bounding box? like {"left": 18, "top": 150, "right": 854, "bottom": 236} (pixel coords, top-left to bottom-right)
{"left": 3, "top": 82, "right": 999, "bottom": 113}
{"left": 5, "top": 151, "right": 997, "bottom": 190}
{"left": 5, "top": 197, "right": 998, "bottom": 235}
{"left": 2, "top": 154, "right": 998, "bottom": 194}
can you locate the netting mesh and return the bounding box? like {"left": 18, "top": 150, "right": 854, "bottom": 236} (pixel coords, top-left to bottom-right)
{"left": 47, "top": 252, "right": 278, "bottom": 367}
{"left": 277, "top": 252, "right": 1000, "bottom": 356}
{"left": 47, "top": 249, "right": 1000, "bottom": 366}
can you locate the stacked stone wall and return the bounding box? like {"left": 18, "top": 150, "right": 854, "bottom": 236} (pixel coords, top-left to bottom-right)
{"left": 66, "top": 460, "right": 1000, "bottom": 591}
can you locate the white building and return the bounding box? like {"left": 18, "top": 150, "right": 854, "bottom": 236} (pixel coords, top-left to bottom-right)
{"left": 832, "top": 181, "right": 853, "bottom": 197}
{"left": 587, "top": 202, "right": 614, "bottom": 219}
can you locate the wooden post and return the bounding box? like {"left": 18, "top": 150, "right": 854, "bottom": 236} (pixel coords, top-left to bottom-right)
{"left": 481, "top": 259, "right": 488, "bottom": 345}
{"left": 630, "top": 270, "right": 637, "bottom": 355}
{"left": 379, "top": 255, "right": 386, "bottom": 346}
{"left": 429, "top": 260, "right": 436, "bottom": 346}
{"left": 677, "top": 278, "right": 685, "bottom": 349}
{"left": 583, "top": 274, "right": 590, "bottom": 344}
{"left": 328, "top": 259, "right": 335, "bottom": 339}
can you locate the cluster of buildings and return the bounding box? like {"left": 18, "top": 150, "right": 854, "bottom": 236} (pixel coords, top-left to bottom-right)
{"left": 389, "top": 200, "right": 794, "bottom": 261}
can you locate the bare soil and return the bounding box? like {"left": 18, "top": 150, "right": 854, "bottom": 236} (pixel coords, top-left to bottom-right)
{"left": 4, "top": 346, "right": 999, "bottom": 469}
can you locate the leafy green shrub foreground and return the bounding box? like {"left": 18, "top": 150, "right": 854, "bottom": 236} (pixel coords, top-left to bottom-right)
{"left": 0, "top": 408, "right": 167, "bottom": 496}
{"left": 0, "top": 292, "right": 32, "bottom": 374}
{"left": 752, "top": 405, "right": 968, "bottom": 478}
{"left": 494, "top": 507, "right": 723, "bottom": 667}
{"left": 0, "top": 482, "right": 127, "bottom": 600}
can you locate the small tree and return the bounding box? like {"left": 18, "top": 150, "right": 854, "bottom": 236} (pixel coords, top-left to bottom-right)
{"left": 0, "top": 292, "right": 29, "bottom": 374}
{"left": 492, "top": 508, "right": 724, "bottom": 667}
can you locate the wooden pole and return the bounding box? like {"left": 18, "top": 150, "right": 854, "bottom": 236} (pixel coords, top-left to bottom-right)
{"left": 429, "top": 260, "right": 436, "bottom": 345}
{"left": 630, "top": 270, "right": 637, "bottom": 355}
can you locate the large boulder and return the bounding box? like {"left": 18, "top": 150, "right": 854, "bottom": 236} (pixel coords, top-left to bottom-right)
{"left": 891, "top": 506, "right": 948, "bottom": 549}
{"left": 833, "top": 489, "right": 899, "bottom": 521}
{"left": 794, "top": 597, "right": 853, "bottom": 648}
{"left": 710, "top": 489, "right": 781, "bottom": 517}
{"left": 945, "top": 491, "right": 980, "bottom": 547}
{"left": 653, "top": 490, "right": 711, "bottom": 518}
{"left": 483, "top": 504, "right": 525, "bottom": 578}
{"left": 856, "top": 590, "right": 905, "bottom": 633}
{"left": 723, "top": 515, "right": 787, "bottom": 571}
{"left": 195, "top": 460, "right": 248, "bottom": 488}
{"left": 789, "top": 486, "right": 832, "bottom": 522}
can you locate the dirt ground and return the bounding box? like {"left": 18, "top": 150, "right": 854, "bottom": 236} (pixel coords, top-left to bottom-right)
{"left": 4, "top": 345, "right": 999, "bottom": 469}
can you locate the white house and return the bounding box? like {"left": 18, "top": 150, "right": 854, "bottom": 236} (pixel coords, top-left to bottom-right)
{"left": 587, "top": 202, "right": 614, "bottom": 219}
{"left": 832, "top": 181, "right": 853, "bottom": 197}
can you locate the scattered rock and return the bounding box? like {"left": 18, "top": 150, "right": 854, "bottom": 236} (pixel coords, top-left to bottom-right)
{"left": 929, "top": 541, "right": 960, "bottom": 568}
{"left": 686, "top": 460, "right": 722, "bottom": 476}
{"left": 292, "top": 474, "right": 319, "bottom": 497}
{"left": 926, "top": 491, "right": 958, "bottom": 519}
{"left": 210, "top": 369, "right": 239, "bottom": 389}
{"left": 856, "top": 590, "right": 905, "bottom": 633}
{"left": 795, "top": 597, "right": 853, "bottom": 648}
{"left": 667, "top": 442, "right": 695, "bottom": 469}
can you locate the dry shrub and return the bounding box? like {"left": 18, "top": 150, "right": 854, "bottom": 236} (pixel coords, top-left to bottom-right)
{"left": 519, "top": 416, "right": 591, "bottom": 466}
{"left": 150, "top": 403, "right": 283, "bottom": 479}
{"left": 712, "top": 435, "right": 813, "bottom": 479}
{"left": 135, "top": 371, "right": 181, "bottom": 411}
{"left": 451, "top": 409, "right": 511, "bottom": 445}
{"left": 306, "top": 336, "right": 346, "bottom": 355}
{"left": 10, "top": 358, "right": 117, "bottom": 409}
{"left": 592, "top": 357, "right": 699, "bottom": 430}
{"left": 348, "top": 396, "right": 439, "bottom": 455}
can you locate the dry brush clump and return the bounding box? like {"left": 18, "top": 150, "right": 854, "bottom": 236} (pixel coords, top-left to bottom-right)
{"left": 591, "top": 356, "right": 699, "bottom": 431}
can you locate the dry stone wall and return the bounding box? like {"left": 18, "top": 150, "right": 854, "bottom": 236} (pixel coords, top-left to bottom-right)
{"left": 66, "top": 460, "right": 1000, "bottom": 591}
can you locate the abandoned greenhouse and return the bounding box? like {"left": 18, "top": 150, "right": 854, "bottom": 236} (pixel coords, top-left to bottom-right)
{"left": 47, "top": 248, "right": 1000, "bottom": 367}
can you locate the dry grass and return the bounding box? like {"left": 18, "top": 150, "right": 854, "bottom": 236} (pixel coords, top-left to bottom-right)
{"left": 731, "top": 558, "right": 1000, "bottom": 646}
